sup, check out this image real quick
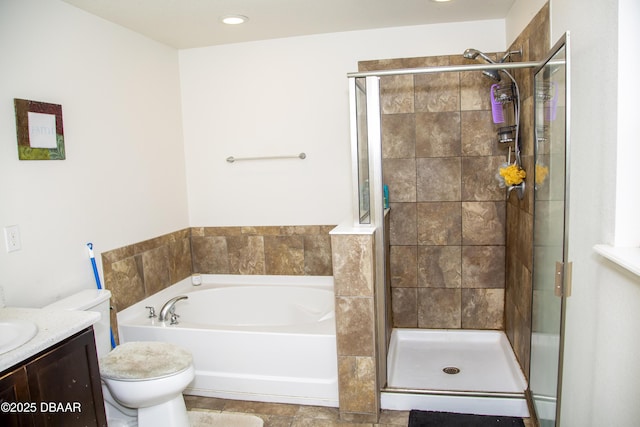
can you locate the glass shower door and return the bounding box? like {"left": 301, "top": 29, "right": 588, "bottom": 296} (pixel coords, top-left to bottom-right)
{"left": 530, "top": 33, "right": 570, "bottom": 427}
{"left": 351, "top": 77, "right": 371, "bottom": 224}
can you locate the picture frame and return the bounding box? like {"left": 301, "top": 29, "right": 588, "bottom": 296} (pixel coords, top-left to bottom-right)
{"left": 14, "top": 98, "right": 65, "bottom": 160}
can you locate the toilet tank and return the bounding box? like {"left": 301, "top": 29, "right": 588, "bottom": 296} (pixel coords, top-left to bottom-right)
{"left": 45, "top": 289, "right": 112, "bottom": 358}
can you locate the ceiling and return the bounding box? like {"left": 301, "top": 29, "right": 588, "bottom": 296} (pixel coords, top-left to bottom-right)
{"left": 61, "top": 0, "right": 515, "bottom": 49}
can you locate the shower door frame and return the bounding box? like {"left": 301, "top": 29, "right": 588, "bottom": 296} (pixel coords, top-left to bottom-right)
{"left": 348, "top": 75, "right": 389, "bottom": 388}
{"left": 530, "top": 32, "right": 571, "bottom": 427}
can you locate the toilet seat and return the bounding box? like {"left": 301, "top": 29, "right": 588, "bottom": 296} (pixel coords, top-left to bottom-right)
{"left": 100, "top": 341, "right": 192, "bottom": 381}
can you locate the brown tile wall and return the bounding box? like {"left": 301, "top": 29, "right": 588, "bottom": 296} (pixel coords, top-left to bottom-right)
{"left": 191, "top": 226, "right": 334, "bottom": 276}
{"left": 359, "top": 56, "right": 508, "bottom": 331}
{"left": 331, "top": 231, "right": 380, "bottom": 422}
{"left": 102, "top": 228, "right": 192, "bottom": 342}
{"left": 504, "top": 3, "right": 550, "bottom": 380}
{"left": 102, "top": 225, "right": 335, "bottom": 342}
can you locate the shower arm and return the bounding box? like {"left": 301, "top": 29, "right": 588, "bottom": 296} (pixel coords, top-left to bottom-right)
{"left": 500, "top": 50, "right": 523, "bottom": 63}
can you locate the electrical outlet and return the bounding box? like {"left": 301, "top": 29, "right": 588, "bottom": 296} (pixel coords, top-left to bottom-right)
{"left": 4, "top": 225, "right": 21, "bottom": 253}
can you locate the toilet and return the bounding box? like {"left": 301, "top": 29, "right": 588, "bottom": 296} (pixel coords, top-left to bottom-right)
{"left": 45, "top": 289, "right": 194, "bottom": 427}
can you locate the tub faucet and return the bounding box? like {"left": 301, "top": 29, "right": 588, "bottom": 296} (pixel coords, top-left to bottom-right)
{"left": 145, "top": 306, "right": 156, "bottom": 318}
{"left": 159, "top": 295, "right": 188, "bottom": 322}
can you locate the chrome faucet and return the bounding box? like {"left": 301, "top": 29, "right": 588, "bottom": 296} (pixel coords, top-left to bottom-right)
{"left": 158, "top": 295, "right": 188, "bottom": 322}
{"left": 145, "top": 306, "right": 157, "bottom": 318}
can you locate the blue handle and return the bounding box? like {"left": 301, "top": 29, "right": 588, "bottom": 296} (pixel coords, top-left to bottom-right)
{"left": 87, "top": 242, "right": 114, "bottom": 348}
{"left": 87, "top": 243, "right": 102, "bottom": 290}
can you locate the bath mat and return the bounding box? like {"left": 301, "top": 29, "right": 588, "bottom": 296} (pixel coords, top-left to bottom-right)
{"left": 408, "top": 410, "right": 524, "bottom": 427}
{"left": 188, "top": 410, "right": 263, "bottom": 427}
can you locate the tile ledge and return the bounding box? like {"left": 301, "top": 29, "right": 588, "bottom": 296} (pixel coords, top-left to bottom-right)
{"left": 330, "top": 222, "right": 375, "bottom": 235}
{"left": 593, "top": 244, "right": 640, "bottom": 277}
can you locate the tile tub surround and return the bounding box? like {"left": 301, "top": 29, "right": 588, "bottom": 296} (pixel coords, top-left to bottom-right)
{"left": 102, "top": 228, "right": 192, "bottom": 311}
{"left": 102, "top": 226, "right": 335, "bottom": 342}
{"left": 102, "top": 228, "right": 192, "bottom": 343}
{"left": 191, "top": 225, "right": 334, "bottom": 276}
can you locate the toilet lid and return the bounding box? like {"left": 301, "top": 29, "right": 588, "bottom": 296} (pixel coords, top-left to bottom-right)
{"left": 100, "top": 341, "right": 193, "bottom": 381}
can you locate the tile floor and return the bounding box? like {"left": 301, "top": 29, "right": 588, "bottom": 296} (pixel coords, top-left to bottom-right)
{"left": 184, "top": 395, "right": 535, "bottom": 427}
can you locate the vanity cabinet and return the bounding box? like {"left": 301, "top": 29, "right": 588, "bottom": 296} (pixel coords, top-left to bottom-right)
{"left": 0, "top": 327, "right": 107, "bottom": 427}
{"left": 0, "top": 365, "right": 32, "bottom": 426}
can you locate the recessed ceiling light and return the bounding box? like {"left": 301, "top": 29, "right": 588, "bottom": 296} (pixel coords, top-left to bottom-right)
{"left": 431, "top": 0, "right": 452, "bottom": 2}
{"left": 221, "top": 15, "right": 248, "bottom": 25}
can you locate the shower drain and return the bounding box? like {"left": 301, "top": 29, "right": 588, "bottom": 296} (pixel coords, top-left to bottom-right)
{"left": 442, "top": 366, "right": 460, "bottom": 375}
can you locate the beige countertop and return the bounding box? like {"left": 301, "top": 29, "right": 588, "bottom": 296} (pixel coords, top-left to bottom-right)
{"left": 0, "top": 307, "right": 100, "bottom": 373}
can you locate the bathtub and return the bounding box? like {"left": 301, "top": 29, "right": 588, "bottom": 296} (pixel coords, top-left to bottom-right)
{"left": 117, "top": 274, "right": 338, "bottom": 407}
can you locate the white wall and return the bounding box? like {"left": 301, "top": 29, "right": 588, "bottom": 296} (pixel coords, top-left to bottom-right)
{"left": 0, "top": 3, "right": 509, "bottom": 306}
{"left": 551, "top": 0, "right": 640, "bottom": 425}
{"left": 506, "top": 0, "right": 549, "bottom": 46}
{"left": 0, "top": 0, "right": 189, "bottom": 307}
{"left": 179, "top": 21, "right": 506, "bottom": 226}
{"left": 614, "top": 0, "right": 640, "bottom": 246}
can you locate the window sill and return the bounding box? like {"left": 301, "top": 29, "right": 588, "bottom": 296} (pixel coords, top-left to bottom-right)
{"left": 593, "top": 244, "right": 640, "bottom": 277}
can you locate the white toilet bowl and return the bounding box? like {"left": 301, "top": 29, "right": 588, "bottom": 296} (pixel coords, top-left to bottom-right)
{"left": 44, "top": 290, "right": 195, "bottom": 427}
{"left": 100, "top": 341, "right": 195, "bottom": 427}
{"left": 101, "top": 385, "right": 138, "bottom": 427}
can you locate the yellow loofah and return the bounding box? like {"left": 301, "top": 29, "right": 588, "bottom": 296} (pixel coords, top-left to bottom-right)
{"left": 535, "top": 163, "right": 549, "bottom": 185}
{"left": 499, "top": 164, "right": 526, "bottom": 186}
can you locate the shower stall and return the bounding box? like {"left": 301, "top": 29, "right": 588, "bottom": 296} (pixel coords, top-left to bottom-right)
{"left": 348, "top": 61, "right": 534, "bottom": 417}
{"left": 346, "top": 30, "right": 569, "bottom": 418}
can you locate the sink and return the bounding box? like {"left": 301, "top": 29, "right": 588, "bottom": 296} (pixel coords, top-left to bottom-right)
{"left": 0, "top": 319, "right": 38, "bottom": 355}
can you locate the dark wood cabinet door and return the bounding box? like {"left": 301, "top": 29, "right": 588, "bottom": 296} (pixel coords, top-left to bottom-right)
{"left": 26, "top": 329, "right": 107, "bottom": 427}
{"left": 0, "top": 366, "right": 34, "bottom": 427}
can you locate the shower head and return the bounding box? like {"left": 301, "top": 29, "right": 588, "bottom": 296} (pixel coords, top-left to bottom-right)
{"left": 463, "top": 48, "right": 501, "bottom": 81}
{"left": 482, "top": 70, "right": 502, "bottom": 81}
{"left": 463, "top": 48, "right": 495, "bottom": 64}
{"left": 462, "top": 48, "right": 476, "bottom": 59}
{"left": 462, "top": 48, "right": 481, "bottom": 59}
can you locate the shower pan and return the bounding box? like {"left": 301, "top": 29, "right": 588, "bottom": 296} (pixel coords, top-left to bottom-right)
{"left": 383, "top": 329, "right": 528, "bottom": 416}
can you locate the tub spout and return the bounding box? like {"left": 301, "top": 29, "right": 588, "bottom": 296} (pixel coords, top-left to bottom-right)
{"left": 159, "top": 295, "right": 188, "bottom": 322}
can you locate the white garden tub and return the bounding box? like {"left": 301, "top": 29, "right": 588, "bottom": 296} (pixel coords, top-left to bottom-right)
{"left": 117, "top": 274, "right": 338, "bottom": 407}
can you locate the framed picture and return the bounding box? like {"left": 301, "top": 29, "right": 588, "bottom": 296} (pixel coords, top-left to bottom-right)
{"left": 14, "top": 98, "right": 65, "bottom": 160}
